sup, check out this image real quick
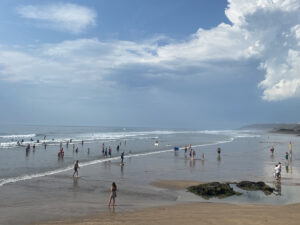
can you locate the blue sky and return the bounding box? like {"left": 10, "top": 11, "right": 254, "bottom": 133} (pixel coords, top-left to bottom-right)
{"left": 1, "top": 0, "right": 300, "bottom": 129}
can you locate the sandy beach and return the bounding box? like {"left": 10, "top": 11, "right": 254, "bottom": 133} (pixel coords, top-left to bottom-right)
{"left": 39, "top": 202, "right": 300, "bottom": 225}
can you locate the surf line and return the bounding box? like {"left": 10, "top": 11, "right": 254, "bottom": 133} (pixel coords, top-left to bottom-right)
{"left": 0, "top": 138, "right": 234, "bottom": 187}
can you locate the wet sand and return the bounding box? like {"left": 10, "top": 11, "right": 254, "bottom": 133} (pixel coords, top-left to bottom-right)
{"left": 39, "top": 202, "right": 300, "bottom": 225}
{"left": 150, "top": 179, "right": 204, "bottom": 190}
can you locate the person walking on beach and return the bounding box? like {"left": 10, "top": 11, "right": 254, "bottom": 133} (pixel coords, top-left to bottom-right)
{"left": 73, "top": 160, "right": 79, "bottom": 177}
{"left": 108, "top": 182, "right": 117, "bottom": 207}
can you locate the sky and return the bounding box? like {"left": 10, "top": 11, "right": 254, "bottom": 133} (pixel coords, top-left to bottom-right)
{"left": 1, "top": 0, "right": 300, "bottom": 129}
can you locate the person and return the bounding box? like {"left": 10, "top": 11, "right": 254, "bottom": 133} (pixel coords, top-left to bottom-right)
{"left": 278, "top": 162, "right": 282, "bottom": 175}
{"left": 121, "top": 152, "right": 124, "bottom": 164}
{"left": 73, "top": 160, "right": 79, "bottom": 177}
{"left": 75, "top": 147, "right": 78, "bottom": 153}
{"left": 202, "top": 153, "right": 205, "bottom": 160}
{"left": 285, "top": 152, "right": 289, "bottom": 161}
{"left": 108, "top": 182, "right": 117, "bottom": 207}
{"left": 81, "top": 140, "right": 84, "bottom": 145}
{"left": 58, "top": 147, "right": 64, "bottom": 158}
{"left": 26, "top": 144, "right": 30, "bottom": 152}
{"left": 274, "top": 164, "right": 280, "bottom": 179}
{"left": 108, "top": 146, "right": 112, "bottom": 157}
{"left": 217, "top": 147, "right": 221, "bottom": 155}
{"left": 104, "top": 148, "right": 108, "bottom": 157}
{"left": 192, "top": 149, "right": 196, "bottom": 159}
{"left": 184, "top": 147, "right": 187, "bottom": 154}
{"left": 102, "top": 143, "right": 105, "bottom": 154}
{"left": 117, "top": 145, "right": 120, "bottom": 152}
{"left": 270, "top": 146, "right": 274, "bottom": 154}
{"left": 33, "top": 144, "right": 36, "bottom": 151}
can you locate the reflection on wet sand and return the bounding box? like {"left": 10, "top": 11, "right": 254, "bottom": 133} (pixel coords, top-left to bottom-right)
{"left": 273, "top": 179, "right": 281, "bottom": 196}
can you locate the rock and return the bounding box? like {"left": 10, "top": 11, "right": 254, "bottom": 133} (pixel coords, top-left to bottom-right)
{"left": 187, "top": 182, "right": 242, "bottom": 199}
{"left": 236, "top": 181, "right": 274, "bottom": 195}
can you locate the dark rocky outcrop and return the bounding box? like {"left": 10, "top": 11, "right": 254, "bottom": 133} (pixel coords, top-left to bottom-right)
{"left": 236, "top": 181, "right": 274, "bottom": 195}
{"left": 187, "top": 182, "right": 242, "bottom": 199}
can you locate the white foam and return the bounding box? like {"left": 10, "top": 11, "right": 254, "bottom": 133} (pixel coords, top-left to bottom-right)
{"left": 0, "top": 138, "right": 234, "bottom": 187}
{"left": 0, "top": 134, "right": 36, "bottom": 139}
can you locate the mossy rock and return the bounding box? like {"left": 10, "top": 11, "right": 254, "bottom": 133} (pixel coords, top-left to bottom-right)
{"left": 187, "top": 182, "right": 242, "bottom": 199}
{"left": 236, "top": 181, "right": 274, "bottom": 195}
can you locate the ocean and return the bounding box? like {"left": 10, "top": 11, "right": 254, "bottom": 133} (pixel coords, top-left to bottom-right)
{"left": 0, "top": 124, "right": 256, "bottom": 186}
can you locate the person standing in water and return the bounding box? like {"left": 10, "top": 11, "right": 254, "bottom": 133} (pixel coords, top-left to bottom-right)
{"left": 289, "top": 141, "right": 292, "bottom": 157}
{"left": 217, "top": 147, "right": 221, "bottom": 155}
{"left": 108, "top": 146, "right": 112, "bottom": 157}
{"left": 108, "top": 182, "right": 117, "bottom": 207}
{"left": 73, "top": 160, "right": 79, "bottom": 177}
{"left": 121, "top": 152, "right": 124, "bottom": 164}
{"left": 270, "top": 146, "right": 274, "bottom": 155}
{"left": 116, "top": 145, "right": 120, "bottom": 152}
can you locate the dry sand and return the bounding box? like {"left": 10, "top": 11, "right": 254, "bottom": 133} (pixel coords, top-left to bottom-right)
{"left": 39, "top": 180, "right": 300, "bottom": 225}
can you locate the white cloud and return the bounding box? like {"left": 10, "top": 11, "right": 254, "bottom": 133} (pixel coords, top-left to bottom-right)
{"left": 16, "top": 3, "right": 96, "bottom": 33}
{"left": 1, "top": 0, "right": 300, "bottom": 102}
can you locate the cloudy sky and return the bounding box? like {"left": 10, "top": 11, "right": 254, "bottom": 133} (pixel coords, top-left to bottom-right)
{"left": 1, "top": 0, "right": 300, "bottom": 129}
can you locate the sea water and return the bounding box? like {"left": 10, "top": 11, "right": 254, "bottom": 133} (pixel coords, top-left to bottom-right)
{"left": 0, "top": 125, "right": 255, "bottom": 186}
